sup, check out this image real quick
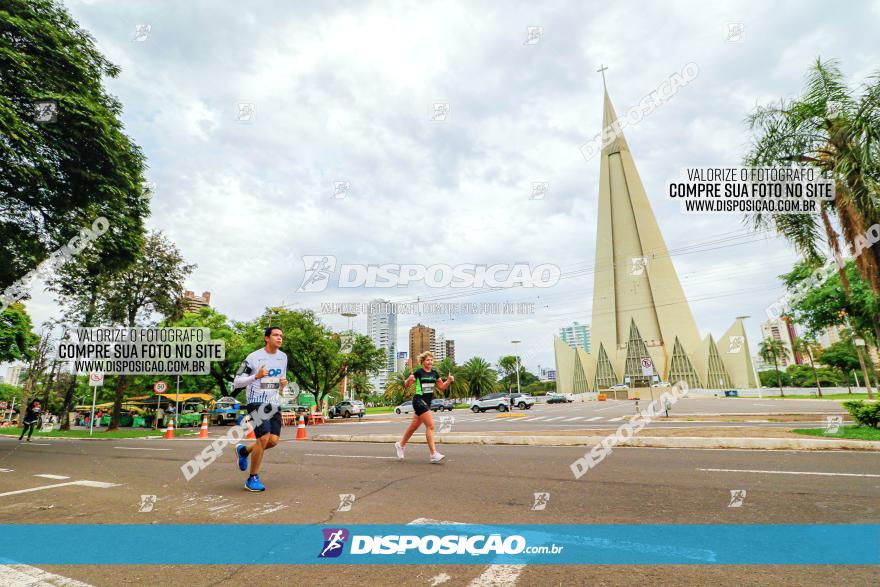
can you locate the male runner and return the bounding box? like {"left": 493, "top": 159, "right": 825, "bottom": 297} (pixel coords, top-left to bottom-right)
{"left": 233, "top": 326, "right": 288, "bottom": 491}
{"left": 18, "top": 400, "right": 41, "bottom": 442}
{"left": 395, "top": 351, "right": 454, "bottom": 463}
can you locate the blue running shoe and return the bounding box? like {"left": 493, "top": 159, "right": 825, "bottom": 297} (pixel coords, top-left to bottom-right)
{"left": 245, "top": 474, "right": 265, "bottom": 492}
{"left": 236, "top": 444, "right": 248, "bottom": 471}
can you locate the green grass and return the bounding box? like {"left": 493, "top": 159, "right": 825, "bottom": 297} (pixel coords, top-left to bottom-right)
{"left": 0, "top": 427, "right": 197, "bottom": 439}
{"left": 758, "top": 393, "right": 876, "bottom": 400}
{"left": 792, "top": 426, "right": 880, "bottom": 441}
{"left": 365, "top": 406, "right": 395, "bottom": 414}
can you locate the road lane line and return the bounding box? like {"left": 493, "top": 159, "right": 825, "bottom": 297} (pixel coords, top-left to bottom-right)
{"left": 585, "top": 416, "right": 602, "bottom": 422}
{"left": 0, "top": 468, "right": 13, "bottom": 473}
{"left": 0, "top": 480, "right": 119, "bottom": 498}
{"left": 562, "top": 417, "right": 583, "bottom": 422}
{"left": 608, "top": 417, "right": 624, "bottom": 422}
{"left": 524, "top": 416, "right": 546, "bottom": 421}
{"left": 0, "top": 564, "right": 94, "bottom": 586}
{"left": 113, "top": 447, "right": 172, "bottom": 451}
{"left": 21, "top": 443, "right": 52, "bottom": 446}
{"left": 698, "top": 468, "right": 880, "bottom": 478}
{"left": 408, "top": 518, "right": 525, "bottom": 586}
{"left": 544, "top": 417, "right": 566, "bottom": 421}
{"left": 34, "top": 474, "right": 69, "bottom": 480}
{"left": 304, "top": 453, "right": 397, "bottom": 460}
{"left": 595, "top": 403, "right": 623, "bottom": 412}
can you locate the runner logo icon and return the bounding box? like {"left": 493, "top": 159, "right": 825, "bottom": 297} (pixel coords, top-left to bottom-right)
{"left": 319, "top": 528, "right": 349, "bottom": 558}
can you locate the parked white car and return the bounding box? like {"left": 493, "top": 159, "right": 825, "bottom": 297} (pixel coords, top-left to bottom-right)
{"left": 470, "top": 393, "right": 510, "bottom": 413}
{"left": 395, "top": 400, "right": 414, "bottom": 415}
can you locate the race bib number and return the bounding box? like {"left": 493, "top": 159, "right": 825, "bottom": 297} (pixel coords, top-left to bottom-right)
{"left": 420, "top": 382, "right": 435, "bottom": 394}
{"left": 260, "top": 376, "right": 280, "bottom": 390}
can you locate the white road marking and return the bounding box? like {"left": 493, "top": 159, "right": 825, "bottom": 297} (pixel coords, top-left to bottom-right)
{"left": 562, "top": 417, "right": 583, "bottom": 422}
{"left": 595, "top": 403, "right": 623, "bottom": 412}
{"left": 408, "top": 518, "right": 526, "bottom": 587}
{"left": 113, "top": 447, "right": 172, "bottom": 451}
{"left": 0, "top": 564, "right": 94, "bottom": 586}
{"left": 544, "top": 417, "right": 566, "bottom": 422}
{"left": 698, "top": 468, "right": 880, "bottom": 478}
{"left": 0, "top": 480, "right": 119, "bottom": 498}
{"left": 22, "top": 443, "right": 52, "bottom": 446}
{"left": 0, "top": 468, "right": 13, "bottom": 473}
{"left": 585, "top": 416, "right": 602, "bottom": 422}
{"left": 524, "top": 416, "right": 546, "bottom": 422}
{"left": 304, "top": 453, "right": 397, "bottom": 460}
{"left": 468, "top": 564, "right": 527, "bottom": 587}
{"left": 608, "top": 417, "right": 625, "bottom": 422}
{"left": 34, "top": 474, "right": 69, "bottom": 480}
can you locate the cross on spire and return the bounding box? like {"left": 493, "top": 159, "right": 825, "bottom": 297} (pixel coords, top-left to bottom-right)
{"left": 597, "top": 64, "right": 608, "bottom": 88}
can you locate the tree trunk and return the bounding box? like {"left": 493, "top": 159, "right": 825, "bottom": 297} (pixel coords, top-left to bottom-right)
{"left": 59, "top": 375, "right": 78, "bottom": 430}
{"left": 108, "top": 374, "right": 128, "bottom": 431}
{"left": 807, "top": 353, "right": 822, "bottom": 397}
{"left": 854, "top": 344, "right": 874, "bottom": 399}
{"left": 774, "top": 357, "right": 784, "bottom": 397}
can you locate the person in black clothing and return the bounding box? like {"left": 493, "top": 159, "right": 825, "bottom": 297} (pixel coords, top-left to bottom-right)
{"left": 395, "top": 351, "right": 454, "bottom": 463}
{"left": 19, "top": 399, "right": 42, "bottom": 442}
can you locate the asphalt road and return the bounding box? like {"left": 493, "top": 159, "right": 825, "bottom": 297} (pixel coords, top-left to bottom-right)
{"left": 1, "top": 424, "right": 878, "bottom": 586}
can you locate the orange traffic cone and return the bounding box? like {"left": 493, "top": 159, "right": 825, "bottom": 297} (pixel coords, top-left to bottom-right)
{"left": 199, "top": 415, "right": 209, "bottom": 438}
{"left": 164, "top": 418, "right": 175, "bottom": 439}
{"left": 295, "top": 414, "right": 307, "bottom": 440}
{"left": 244, "top": 415, "right": 256, "bottom": 439}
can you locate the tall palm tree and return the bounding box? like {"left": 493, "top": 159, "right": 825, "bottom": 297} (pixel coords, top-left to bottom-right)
{"left": 746, "top": 58, "right": 880, "bottom": 345}
{"left": 759, "top": 338, "right": 788, "bottom": 397}
{"left": 459, "top": 357, "right": 497, "bottom": 398}
{"left": 436, "top": 357, "right": 468, "bottom": 399}
{"left": 348, "top": 371, "right": 373, "bottom": 400}
{"left": 384, "top": 366, "right": 413, "bottom": 406}
{"left": 792, "top": 336, "right": 823, "bottom": 397}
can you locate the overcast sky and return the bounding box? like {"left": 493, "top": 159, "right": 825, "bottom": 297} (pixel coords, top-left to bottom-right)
{"left": 16, "top": 0, "right": 880, "bottom": 375}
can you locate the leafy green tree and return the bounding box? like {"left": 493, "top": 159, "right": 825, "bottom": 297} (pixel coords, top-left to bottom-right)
{"left": 101, "top": 231, "right": 195, "bottom": 430}
{"left": 348, "top": 371, "right": 373, "bottom": 400}
{"left": 164, "top": 307, "right": 247, "bottom": 397}
{"left": 745, "top": 58, "right": 880, "bottom": 296}
{"left": 0, "top": 303, "right": 38, "bottom": 364}
{"left": 792, "top": 336, "right": 824, "bottom": 396}
{"left": 759, "top": 338, "right": 788, "bottom": 396}
{"left": 758, "top": 369, "right": 790, "bottom": 388}
{"left": 459, "top": 357, "right": 497, "bottom": 397}
{"left": 265, "top": 308, "right": 386, "bottom": 411}
{"left": 818, "top": 339, "right": 866, "bottom": 391}
{"left": 0, "top": 0, "right": 149, "bottom": 290}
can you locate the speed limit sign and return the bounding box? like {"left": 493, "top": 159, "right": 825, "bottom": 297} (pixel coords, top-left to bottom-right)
{"left": 154, "top": 380, "right": 168, "bottom": 393}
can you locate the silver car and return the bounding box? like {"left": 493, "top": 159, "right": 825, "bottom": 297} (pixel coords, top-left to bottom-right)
{"left": 395, "top": 400, "right": 414, "bottom": 415}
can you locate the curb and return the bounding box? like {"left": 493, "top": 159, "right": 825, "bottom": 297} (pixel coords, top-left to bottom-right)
{"left": 311, "top": 433, "right": 880, "bottom": 451}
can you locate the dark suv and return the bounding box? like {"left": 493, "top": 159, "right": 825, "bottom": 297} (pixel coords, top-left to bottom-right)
{"left": 431, "top": 398, "right": 454, "bottom": 412}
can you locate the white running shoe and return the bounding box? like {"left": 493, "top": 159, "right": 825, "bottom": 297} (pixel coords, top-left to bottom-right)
{"left": 395, "top": 442, "right": 405, "bottom": 460}
{"left": 430, "top": 452, "right": 445, "bottom": 463}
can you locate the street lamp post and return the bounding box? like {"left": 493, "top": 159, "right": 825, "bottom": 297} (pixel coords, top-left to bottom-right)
{"left": 341, "top": 312, "right": 357, "bottom": 401}
{"left": 511, "top": 340, "right": 522, "bottom": 395}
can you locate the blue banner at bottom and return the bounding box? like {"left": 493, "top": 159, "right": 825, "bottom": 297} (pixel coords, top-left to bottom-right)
{"left": 0, "top": 524, "right": 877, "bottom": 565}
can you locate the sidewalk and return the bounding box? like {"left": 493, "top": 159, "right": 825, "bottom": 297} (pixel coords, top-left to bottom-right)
{"left": 313, "top": 428, "right": 880, "bottom": 451}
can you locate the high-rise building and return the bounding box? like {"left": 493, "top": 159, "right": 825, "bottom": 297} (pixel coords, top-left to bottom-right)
{"left": 4, "top": 365, "right": 23, "bottom": 387}
{"left": 759, "top": 318, "right": 798, "bottom": 367}
{"left": 183, "top": 290, "right": 211, "bottom": 312}
{"left": 396, "top": 351, "right": 408, "bottom": 372}
{"left": 433, "top": 333, "right": 447, "bottom": 362}
{"left": 816, "top": 324, "right": 845, "bottom": 348}
{"left": 553, "top": 86, "right": 758, "bottom": 392}
{"left": 367, "top": 299, "right": 397, "bottom": 393}
{"left": 409, "top": 323, "right": 435, "bottom": 366}
{"left": 445, "top": 339, "right": 456, "bottom": 364}
{"left": 559, "top": 321, "right": 591, "bottom": 352}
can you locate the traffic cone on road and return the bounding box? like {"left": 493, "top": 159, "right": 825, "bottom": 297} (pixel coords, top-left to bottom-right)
{"left": 295, "top": 414, "right": 307, "bottom": 440}
{"left": 199, "top": 415, "right": 209, "bottom": 438}
{"left": 244, "top": 415, "right": 256, "bottom": 439}
{"left": 164, "top": 418, "right": 175, "bottom": 440}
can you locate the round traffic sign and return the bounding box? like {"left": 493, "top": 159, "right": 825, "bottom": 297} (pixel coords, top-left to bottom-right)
{"left": 89, "top": 372, "right": 103, "bottom": 382}
{"left": 0, "top": 401, "right": 7, "bottom": 409}
{"left": 154, "top": 380, "right": 168, "bottom": 393}
{"left": 640, "top": 357, "right": 653, "bottom": 369}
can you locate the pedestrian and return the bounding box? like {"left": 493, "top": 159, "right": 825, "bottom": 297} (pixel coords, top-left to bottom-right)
{"left": 19, "top": 399, "right": 42, "bottom": 442}
{"left": 233, "top": 326, "right": 289, "bottom": 492}
{"left": 395, "top": 351, "right": 454, "bottom": 463}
